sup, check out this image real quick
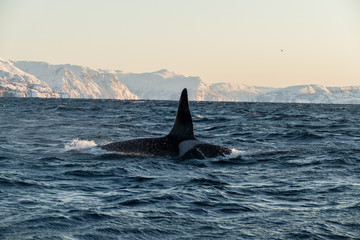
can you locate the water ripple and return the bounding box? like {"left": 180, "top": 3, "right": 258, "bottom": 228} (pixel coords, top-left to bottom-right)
{"left": 0, "top": 98, "right": 359, "bottom": 239}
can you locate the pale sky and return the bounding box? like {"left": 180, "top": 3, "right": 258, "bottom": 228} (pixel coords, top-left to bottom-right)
{"left": 1, "top": 0, "right": 359, "bottom": 87}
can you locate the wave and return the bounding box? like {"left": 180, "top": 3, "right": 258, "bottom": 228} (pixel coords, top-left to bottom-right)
{"left": 63, "top": 139, "right": 106, "bottom": 155}
{"left": 227, "top": 148, "right": 246, "bottom": 159}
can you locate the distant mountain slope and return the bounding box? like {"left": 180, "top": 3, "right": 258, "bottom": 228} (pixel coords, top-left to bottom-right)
{"left": 210, "top": 82, "right": 277, "bottom": 102}
{"left": 14, "top": 61, "right": 138, "bottom": 99}
{"left": 0, "top": 57, "right": 59, "bottom": 98}
{"left": 255, "top": 85, "right": 360, "bottom": 104}
{"left": 1, "top": 57, "right": 360, "bottom": 104}
{"left": 114, "top": 69, "right": 226, "bottom": 101}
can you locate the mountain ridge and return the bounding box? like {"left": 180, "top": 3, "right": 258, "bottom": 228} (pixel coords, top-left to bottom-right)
{"left": 1, "top": 57, "right": 359, "bottom": 104}
{"left": 13, "top": 61, "right": 138, "bottom": 100}
{"left": 0, "top": 57, "right": 60, "bottom": 98}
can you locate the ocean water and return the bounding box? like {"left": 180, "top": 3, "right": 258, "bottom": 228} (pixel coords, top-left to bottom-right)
{"left": 0, "top": 97, "right": 360, "bottom": 240}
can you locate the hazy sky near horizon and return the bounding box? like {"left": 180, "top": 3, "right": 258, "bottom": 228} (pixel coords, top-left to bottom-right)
{"left": 1, "top": 0, "right": 359, "bottom": 87}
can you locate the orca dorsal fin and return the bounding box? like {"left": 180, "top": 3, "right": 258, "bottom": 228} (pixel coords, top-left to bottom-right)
{"left": 169, "top": 88, "right": 195, "bottom": 139}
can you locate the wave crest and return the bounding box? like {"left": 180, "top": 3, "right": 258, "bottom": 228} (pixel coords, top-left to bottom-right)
{"left": 64, "top": 139, "right": 97, "bottom": 151}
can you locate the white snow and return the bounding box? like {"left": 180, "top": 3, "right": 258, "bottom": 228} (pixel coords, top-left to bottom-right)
{"left": 14, "top": 61, "right": 138, "bottom": 100}
{"left": 0, "top": 57, "right": 60, "bottom": 98}
{"left": 115, "top": 69, "right": 225, "bottom": 101}
{"left": 1, "top": 56, "right": 360, "bottom": 104}
{"left": 210, "top": 82, "right": 277, "bottom": 101}
{"left": 256, "top": 85, "right": 360, "bottom": 104}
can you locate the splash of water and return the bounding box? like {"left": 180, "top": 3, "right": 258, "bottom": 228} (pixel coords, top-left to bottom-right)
{"left": 225, "top": 148, "right": 246, "bottom": 159}
{"left": 64, "top": 139, "right": 97, "bottom": 151}
{"left": 63, "top": 139, "right": 107, "bottom": 155}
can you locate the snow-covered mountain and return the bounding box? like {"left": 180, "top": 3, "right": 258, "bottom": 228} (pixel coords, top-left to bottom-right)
{"left": 11, "top": 59, "right": 223, "bottom": 101}
{"left": 255, "top": 85, "right": 360, "bottom": 104}
{"left": 14, "top": 61, "right": 138, "bottom": 99}
{"left": 0, "top": 57, "right": 59, "bottom": 98}
{"left": 210, "top": 82, "right": 277, "bottom": 102}
{"left": 114, "top": 69, "right": 225, "bottom": 101}
{"left": 213, "top": 83, "right": 360, "bottom": 104}
{"left": 1, "top": 57, "right": 360, "bottom": 104}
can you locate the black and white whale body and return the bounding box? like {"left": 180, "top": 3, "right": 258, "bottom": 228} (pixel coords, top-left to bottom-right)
{"left": 101, "top": 88, "right": 232, "bottom": 159}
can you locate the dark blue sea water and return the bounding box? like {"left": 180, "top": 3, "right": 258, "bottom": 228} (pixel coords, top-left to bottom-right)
{"left": 1, "top": 98, "right": 360, "bottom": 240}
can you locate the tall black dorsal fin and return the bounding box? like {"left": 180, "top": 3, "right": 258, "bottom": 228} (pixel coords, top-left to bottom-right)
{"left": 169, "top": 88, "right": 194, "bottom": 139}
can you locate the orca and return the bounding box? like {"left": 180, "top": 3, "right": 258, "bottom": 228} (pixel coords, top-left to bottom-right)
{"left": 101, "top": 88, "right": 232, "bottom": 159}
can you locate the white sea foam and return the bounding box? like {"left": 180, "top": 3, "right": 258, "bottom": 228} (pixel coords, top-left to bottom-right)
{"left": 64, "top": 139, "right": 97, "bottom": 151}
{"left": 64, "top": 139, "right": 106, "bottom": 155}
{"left": 225, "top": 148, "right": 246, "bottom": 159}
